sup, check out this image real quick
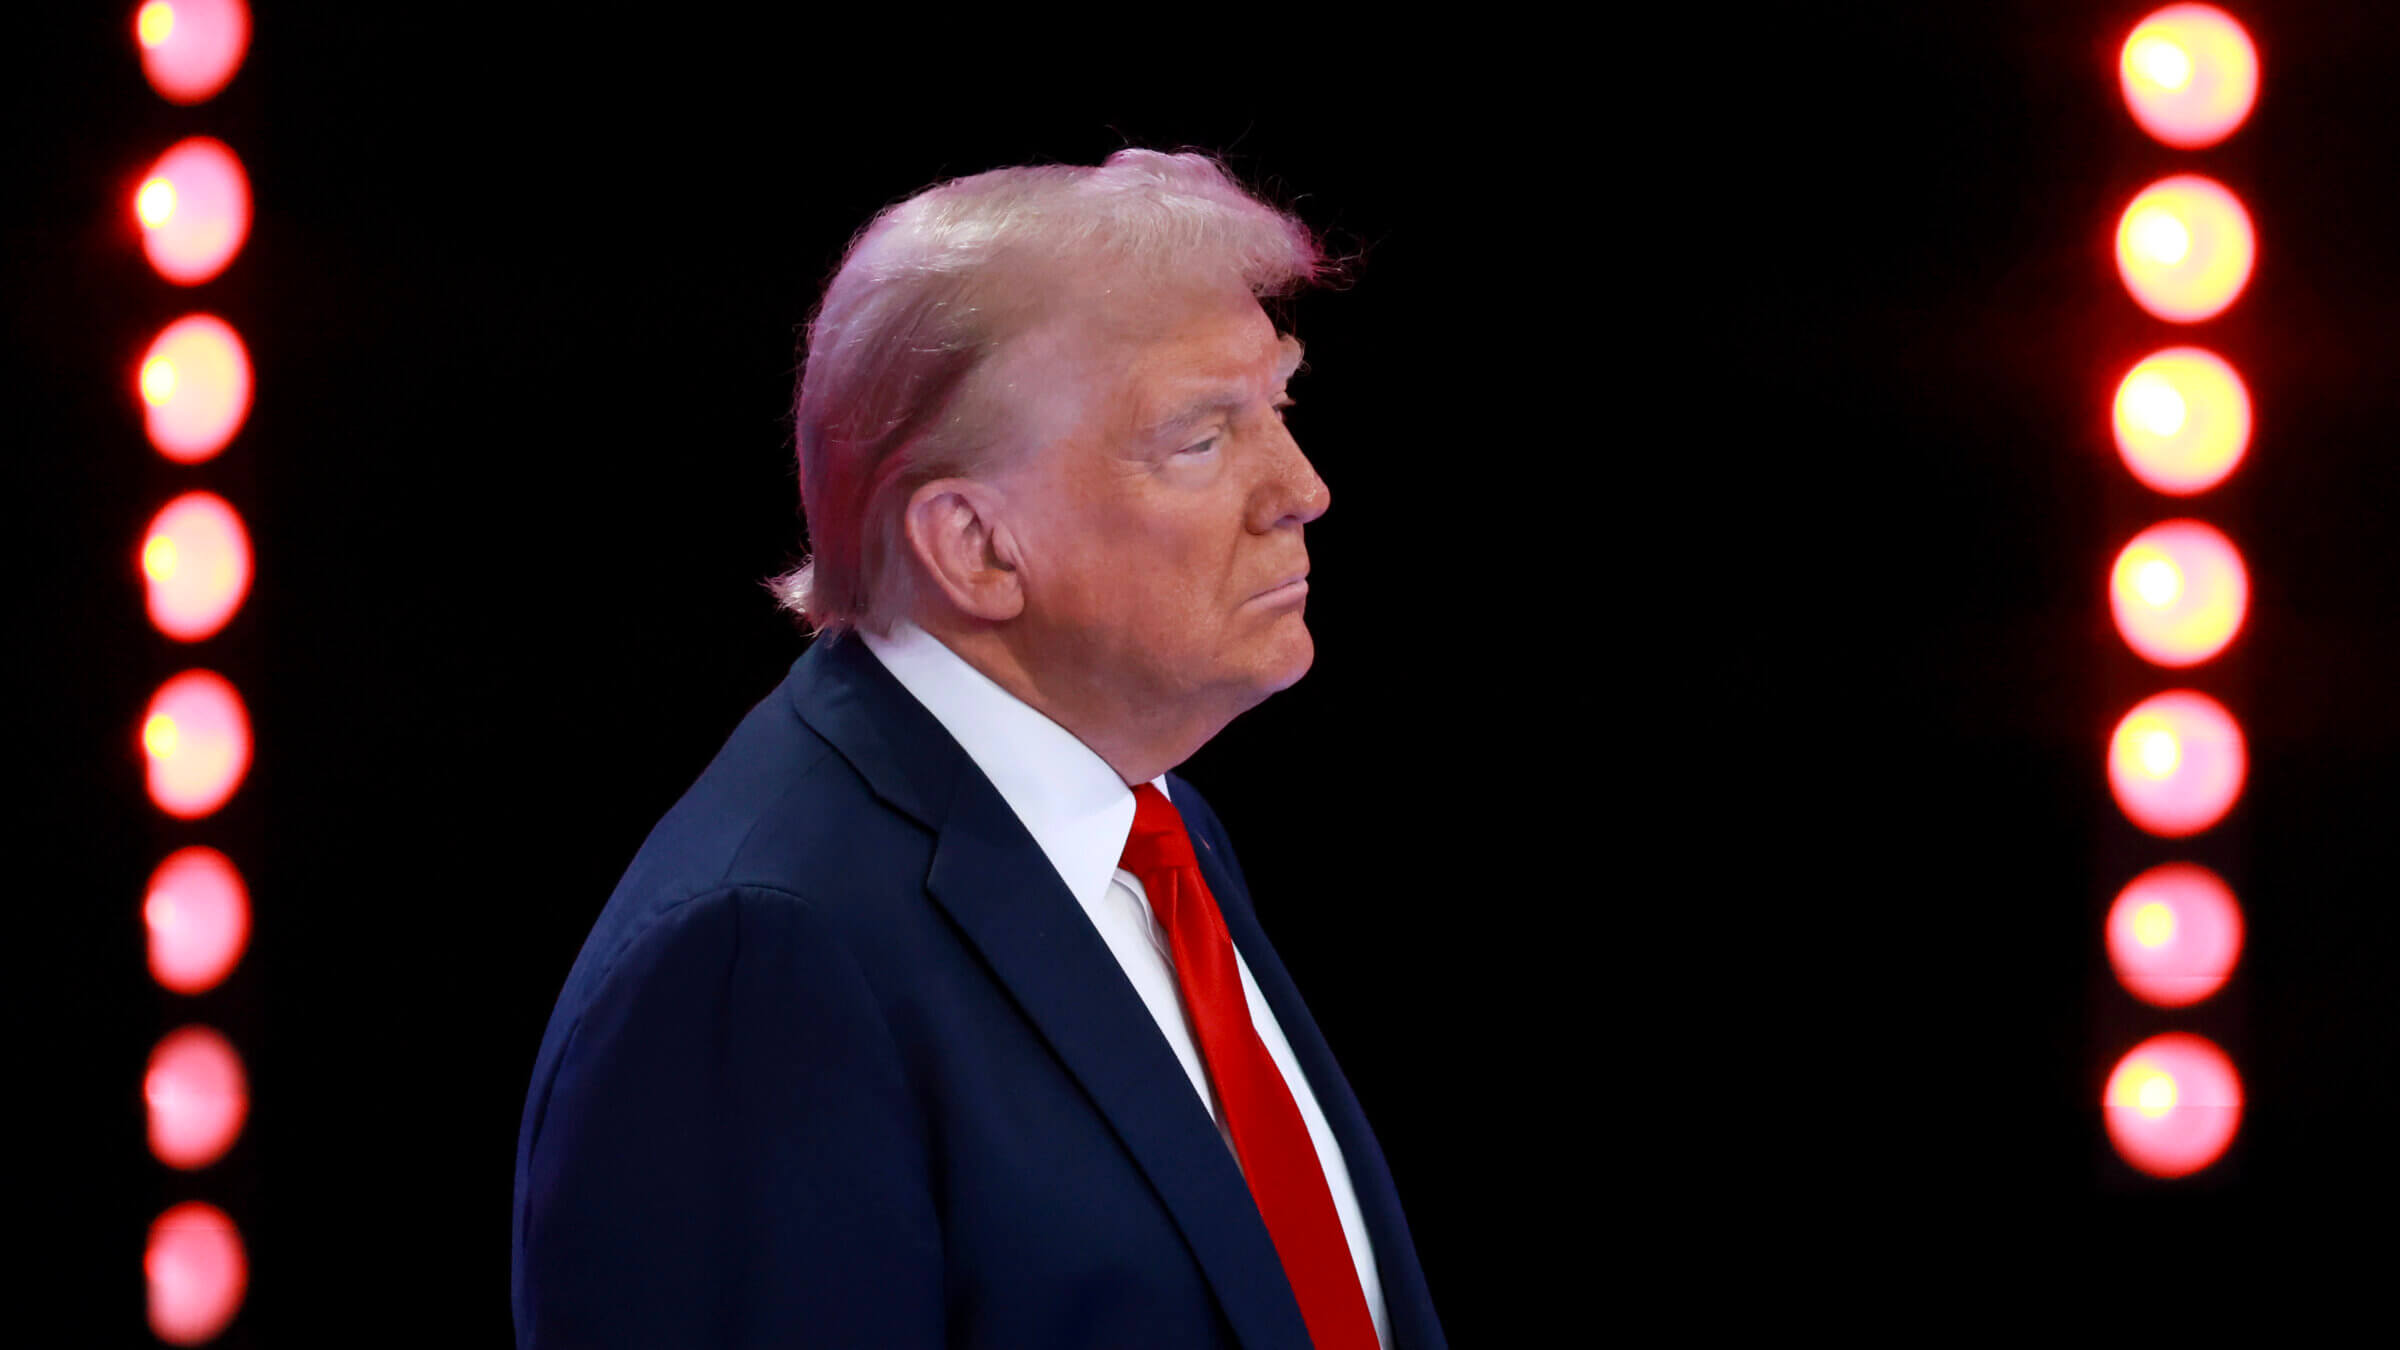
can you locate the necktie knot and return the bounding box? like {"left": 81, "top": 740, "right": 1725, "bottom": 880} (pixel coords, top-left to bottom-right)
{"left": 1120, "top": 782, "right": 1198, "bottom": 877}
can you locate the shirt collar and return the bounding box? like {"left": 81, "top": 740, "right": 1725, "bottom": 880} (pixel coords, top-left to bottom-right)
{"left": 857, "top": 619, "right": 1168, "bottom": 910}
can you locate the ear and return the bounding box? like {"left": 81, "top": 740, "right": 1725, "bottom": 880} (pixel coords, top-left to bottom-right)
{"left": 901, "top": 477, "right": 1026, "bottom": 623}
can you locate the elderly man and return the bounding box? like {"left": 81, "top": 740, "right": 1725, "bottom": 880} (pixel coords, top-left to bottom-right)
{"left": 511, "top": 148, "right": 1445, "bottom": 1350}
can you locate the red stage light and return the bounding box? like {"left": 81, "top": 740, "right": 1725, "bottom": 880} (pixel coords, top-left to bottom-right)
{"left": 2115, "top": 175, "right": 2255, "bottom": 323}
{"left": 145, "top": 846, "right": 251, "bottom": 995}
{"left": 2111, "top": 346, "right": 2250, "bottom": 495}
{"left": 134, "top": 0, "right": 251, "bottom": 106}
{"left": 136, "top": 136, "right": 252, "bottom": 285}
{"left": 145, "top": 1025, "right": 248, "bottom": 1169}
{"left": 2106, "top": 862, "right": 2244, "bottom": 1007}
{"left": 2107, "top": 689, "right": 2245, "bottom": 837}
{"left": 145, "top": 1201, "right": 248, "bottom": 1345}
{"left": 2103, "top": 1032, "right": 2243, "bottom": 1178}
{"left": 2108, "top": 519, "right": 2248, "bottom": 666}
{"left": 142, "top": 669, "right": 252, "bottom": 819}
{"left": 142, "top": 491, "right": 253, "bottom": 642}
{"left": 2121, "top": 4, "right": 2258, "bottom": 149}
{"left": 139, "top": 314, "right": 253, "bottom": 463}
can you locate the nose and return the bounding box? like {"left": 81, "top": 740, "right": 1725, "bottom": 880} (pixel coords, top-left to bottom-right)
{"left": 1251, "top": 431, "right": 1330, "bottom": 533}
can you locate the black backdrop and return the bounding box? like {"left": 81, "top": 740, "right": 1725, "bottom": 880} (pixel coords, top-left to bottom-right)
{"left": 18, "top": 2, "right": 2399, "bottom": 1339}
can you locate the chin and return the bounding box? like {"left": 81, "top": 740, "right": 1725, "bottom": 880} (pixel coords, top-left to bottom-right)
{"left": 1254, "top": 619, "right": 1316, "bottom": 695}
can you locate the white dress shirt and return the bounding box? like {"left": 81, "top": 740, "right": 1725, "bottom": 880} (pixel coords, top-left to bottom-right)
{"left": 859, "top": 620, "right": 1390, "bottom": 1349}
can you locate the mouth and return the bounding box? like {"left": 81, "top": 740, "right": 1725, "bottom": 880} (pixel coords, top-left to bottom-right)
{"left": 1251, "top": 572, "right": 1310, "bottom": 603}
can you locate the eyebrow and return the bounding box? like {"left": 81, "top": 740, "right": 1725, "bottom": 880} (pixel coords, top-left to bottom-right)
{"left": 1137, "top": 335, "right": 1306, "bottom": 442}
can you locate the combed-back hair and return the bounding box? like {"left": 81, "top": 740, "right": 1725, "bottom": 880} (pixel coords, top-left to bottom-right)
{"left": 765, "top": 147, "right": 1347, "bottom": 637}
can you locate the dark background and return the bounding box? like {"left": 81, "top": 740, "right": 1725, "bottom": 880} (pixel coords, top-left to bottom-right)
{"left": 18, "top": 1, "right": 2397, "bottom": 1339}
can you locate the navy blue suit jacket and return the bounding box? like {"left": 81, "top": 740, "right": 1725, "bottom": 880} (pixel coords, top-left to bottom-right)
{"left": 512, "top": 634, "right": 1446, "bottom": 1348}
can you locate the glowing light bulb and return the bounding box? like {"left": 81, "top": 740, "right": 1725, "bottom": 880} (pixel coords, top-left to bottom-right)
{"left": 142, "top": 357, "right": 179, "bottom": 405}
{"left": 146, "top": 1201, "right": 248, "bottom": 1346}
{"left": 2110, "top": 520, "right": 2248, "bottom": 666}
{"left": 2108, "top": 862, "right": 2243, "bottom": 1006}
{"left": 138, "top": 176, "right": 178, "bottom": 226}
{"left": 146, "top": 846, "right": 252, "bottom": 994}
{"left": 2108, "top": 690, "right": 2244, "bottom": 836}
{"left": 2132, "top": 208, "right": 2191, "bottom": 264}
{"left": 2121, "top": 4, "right": 2260, "bottom": 149}
{"left": 2116, "top": 176, "right": 2255, "bottom": 322}
{"left": 142, "top": 670, "right": 252, "bottom": 819}
{"left": 138, "top": 1, "right": 176, "bottom": 47}
{"left": 139, "top": 314, "right": 252, "bottom": 462}
{"left": 2132, "top": 38, "right": 2193, "bottom": 90}
{"left": 2132, "top": 901, "right": 2177, "bottom": 947}
{"left": 141, "top": 491, "right": 253, "bottom": 641}
{"left": 2112, "top": 348, "right": 2250, "bottom": 494}
{"left": 2105, "top": 1033, "right": 2242, "bottom": 1177}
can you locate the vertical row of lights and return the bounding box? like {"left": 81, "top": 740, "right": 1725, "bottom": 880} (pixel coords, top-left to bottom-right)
{"left": 131, "top": 1, "right": 257, "bottom": 1341}
{"left": 2096, "top": 3, "right": 2259, "bottom": 1181}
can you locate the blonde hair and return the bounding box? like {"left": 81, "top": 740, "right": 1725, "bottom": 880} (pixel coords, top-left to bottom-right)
{"left": 766, "top": 147, "right": 1346, "bottom": 636}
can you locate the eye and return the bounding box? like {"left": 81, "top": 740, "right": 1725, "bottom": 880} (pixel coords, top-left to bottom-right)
{"left": 1176, "top": 436, "right": 1220, "bottom": 457}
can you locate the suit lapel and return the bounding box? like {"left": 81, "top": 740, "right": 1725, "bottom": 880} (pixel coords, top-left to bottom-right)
{"left": 788, "top": 637, "right": 1314, "bottom": 1350}
{"left": 1180, "top": 789, "right": 1450, "bottom": 1350}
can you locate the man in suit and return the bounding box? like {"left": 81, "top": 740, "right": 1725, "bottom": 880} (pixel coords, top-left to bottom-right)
{"left": 512, "top": 147, "right": 1445, "bottom": 1349}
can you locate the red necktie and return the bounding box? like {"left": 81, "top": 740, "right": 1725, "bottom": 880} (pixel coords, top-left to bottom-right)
{"left": 1119, "top": 783, "right": 1379, "bottom": 1350}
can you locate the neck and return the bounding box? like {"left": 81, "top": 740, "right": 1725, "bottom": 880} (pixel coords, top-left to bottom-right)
{"left": 909, "top": 613, "right": 1230, "bottom": 787}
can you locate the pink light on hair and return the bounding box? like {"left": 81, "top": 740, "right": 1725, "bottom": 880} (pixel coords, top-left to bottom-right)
{"left": 142, "top": 669, "right": 252, "bottom": 819}
{"left": 135, "top": 0, "right": 251, "bottom": 106}
{"left": 142, "top": 490, "right": 253, "bottom": 642}
{"left": 2103, "top": 1032, "right": 2242, "bottom": 1178}
{"left": 140, "top": 314, "right": 253, "bottom": 463}
{"left": 146, "top": 1025, "right": 249, "bottom": 1169}
{"left": 146, "top": 1201, "right": 248, "bottom": 1345}
{"left": 145, "top": 846, "right": 251, "bottom": 995}
{"left": 2107, "top": 689, "right": 2244, "bottom": 837}
{"left": 2105, "top": 862, "right": 2243, "bottom": 1007}
{"left": 137, "top": 136, "right": 252, "bottom": 285}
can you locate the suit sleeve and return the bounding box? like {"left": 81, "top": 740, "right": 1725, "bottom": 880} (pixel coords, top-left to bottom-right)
{"left": 518, "top": 886, "right": 943, "bottom": 1348}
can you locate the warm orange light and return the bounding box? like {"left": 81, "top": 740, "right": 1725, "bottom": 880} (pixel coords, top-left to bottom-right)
{"left": 2121, "top": 4, "right": 2259, "bottom": 149}
{"left": 2115, "top": 175, "right": 2255, "bottom": 322}
{"left": 142, "top": 491, "right": 253, "bottom": 641}
{"left": 139, "top": 314, "right": 252, "bottom": 463}
{"left": 2107, "top": 862, "right": 2244, "bottom": 1007}
{"left": 2111, "top": 347, "right": 2250, "bottom": 494}
{"left": 2109, "top": 519, "right": 2248, "bottom": 666}
{"left": 146, "top": 846, "right": 251, "bottom": 994}
{"left": 142, "top": 669, "right": 252, "bottom": 819}
{"left": 146, "top": 1025, "right": 248, "bottom": 1169}
{"left": 136, "top": 137, "right": 252, "bottom": 285}
{"left": 2104, "top": 1032, "right": 2242, "bottom": 1178}
{"left": 146, "top": 1201, "right": 248, "bottom": 1346}
{"left": 2107, "top": 689, "right": 2244, "bottom": 837}
{"left": 135, "top": 0, "right": 249, "bottom": 105}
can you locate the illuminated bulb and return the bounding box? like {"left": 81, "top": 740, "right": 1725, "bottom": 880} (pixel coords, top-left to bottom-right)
{"left": 2131, "top": 208, "right": 2191, "bottom": 264}
{"left": 2108, "top": 862, "right": 2244, "bottom": 1007}
{"left": 138, "top": 1, "right": 176, "bottom": 47}
{"left": 2104, "top": 1033, "right": 2242, "bottom": 1178}
{"left": 147, "top": 1202, "right": 248, "bottom": 1346}
{"left": 142, "top": 491, "right": 253, "bottom": 641}
{"left": 2112, "top": 348, "right": 2250, "bottom": 494}
{"left": 2108, "top": 690, "right": 2245, "bottom": 836}
{"left": 2116, "top": 176, "right": 2254, "bottom": 322}
{"left": 2110, "top": 519, "right": 2249, "bottom": 666}
{"left": 146, "top": 846, "right": 252, "bottom": 994}
{"left": 145, "top": 713, "right": 181, "bottom": 759}
{"left": 139, "top": 314, "right": 253, "bottom": 462}
{"left": 2132, "top": 901, "right": 2177, "bottom": 947}
{"left": 142, "top": 357, "right": 178, "bottom": 405}
{"left": 2121, "top": 4, "right": 2260, "bottom": 149}
{"left": 2139, "top": 728, "right": 2180, "bottom": 778}
{"left": 138, "top": 177, "right": 178, "bottom": 226}
{"left": 2132, "top": 38, "right": 2193, "bottom": 91}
